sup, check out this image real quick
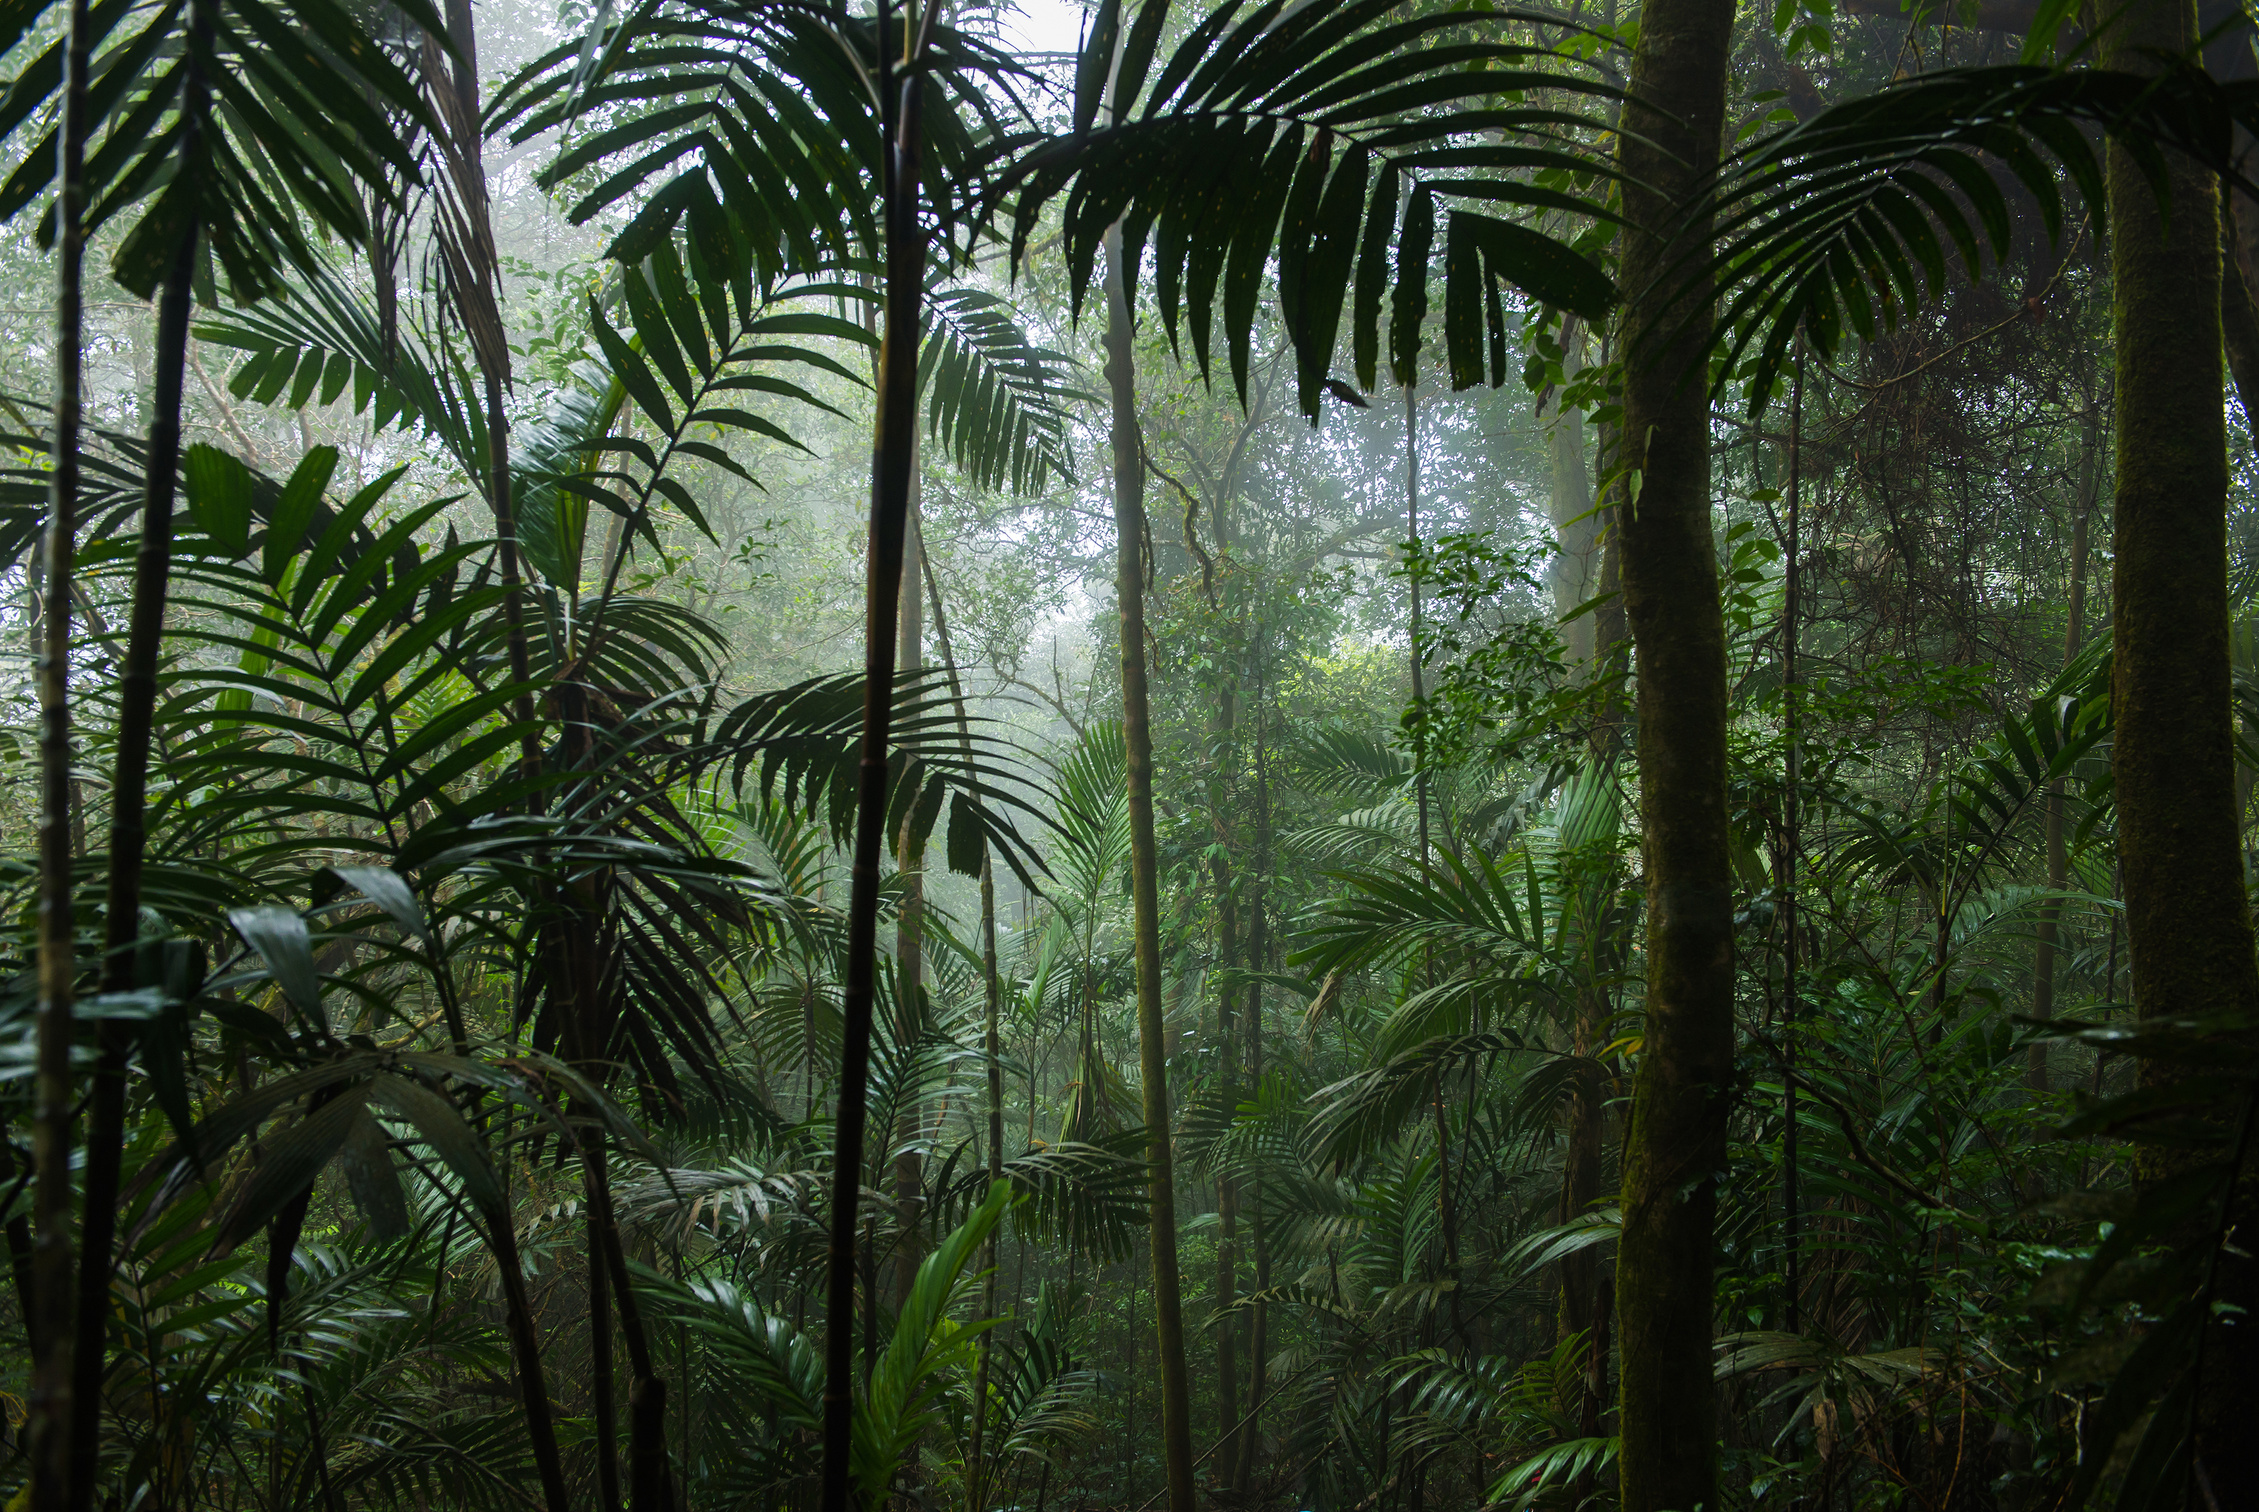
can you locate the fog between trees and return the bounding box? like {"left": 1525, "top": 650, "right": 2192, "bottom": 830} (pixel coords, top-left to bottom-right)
{"left": 0, "top": 0, "right": 2253, "bottom": 1508}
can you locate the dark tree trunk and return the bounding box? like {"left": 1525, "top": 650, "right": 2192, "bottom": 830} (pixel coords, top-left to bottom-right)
{"left": 72, "top": 5, "right": 214, "bottom": 1495}
{"left": 894, "top": 491, "right": 927, "bottom": 1315}
{"left": 821, "top": 35, "right": 927, "bottom": 1511}
{"left": 589, "top": 1211, "right": 621, "bottom": 1512}
{"left": 2106, "top": 0, "right": 2259, "bottom": 1487}
{"left": 29, "top": 0, "right": 91, "bottom": 1503}
{"left": 1608, "top": 0, "right": 1739, "bottom": 1503}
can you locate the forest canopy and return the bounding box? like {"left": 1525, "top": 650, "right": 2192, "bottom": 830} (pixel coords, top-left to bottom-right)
{"left": 0, "top": 0, "right": 2253, "bottom": 1507}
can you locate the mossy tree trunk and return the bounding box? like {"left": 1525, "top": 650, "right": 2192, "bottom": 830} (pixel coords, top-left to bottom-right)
{"left": 2106, "top": 0, "right": 2259, "bottom": 1485}
{"left": 1608, "top": 0, "right": 1738, "bottom": 1504}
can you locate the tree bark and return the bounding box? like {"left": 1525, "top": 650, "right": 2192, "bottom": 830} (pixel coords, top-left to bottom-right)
{"left": 1609, "top": 0, "right": 1738, "bottom": 1503}
{"left": 1104, "top": 223, "right": 1196, "bottom": 1512}
{"left": 2105, "top": 0, "right": 2259, "bottom": 1488}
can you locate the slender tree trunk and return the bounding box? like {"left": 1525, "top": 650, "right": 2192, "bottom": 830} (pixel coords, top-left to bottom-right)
{"left": 894, "top": 483, "right": 927, "bottom": 1315}
{"left": 1779, "top": 343, "right": 1805, "bottom": 1338}
{"left": 970, "top": 843, "right": 1002, "bottom": 1501}
{"left": 2106, "top": 0, "right": 2259, "bottom": 1487}
{"left": 1103, "top": 224, "right": 1196, "bottom": 1512}
{"left": 1214, "top": 997, "right": 1241, "bottom": 1488}
{"left": 920, "top": 524, "right": 1002, "bottom": 1512}
{"left": 1609, "top": 0, "right": 1737, "bottom": 1503}
{"left": 549, "top": 851, "right": 627, "bottom": 1512}
{"left": 487, "top": 368, "right": 540, "bottom": 759}
{"left": 29, "top": 2, "right": 91, "bottom": 1504}
{"left": 590, "top": 1211, "right": 622, "bottom": 1512}
{"left": 822, "top": 37, "right": 926, "bottom": 1511}
{"left": 1212, "top": 718, "right": 1242, "bottom": 1485}
{"left": 2028, "top": 403, "right": 2098, "bottom": 1092}
{"left": 1404, "top": 385, "right": 1467, "bottom": 1352}
{"left": 1210, "top": 528, "right": 1246, "bottom": 1473}
{"left": 490, "top": 1216, "right": 575, "bottom": 1512}
{"left": 72, "top": 8, "right": 213, "bottom": 1497}
{"left": 1232, "top": 687, "right": 1273, "bottom": 1494}
{"left": 428, "top": 891, "right": 571, "bottom": 1511}
{"left": 582, "top": 1133, "right": 668, "bottom": 1512}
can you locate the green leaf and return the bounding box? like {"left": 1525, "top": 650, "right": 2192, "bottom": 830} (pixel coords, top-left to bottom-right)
{"left": 327, "top": 863, "right": 436, "bottom": 954}
{"left": 209, "top": 1083, "right": 372, "bottom": 1255}
{"left": 369, "top": 1073, "right": 508, "bottom": 1228}
{"left": 229, "top": 905, "right": 325, "bottom": 1028}
{"left": 1389, "top": 185, "right": 1434, "bottom": 387}
{"left": 184, "top": 443, "right": 254, "bottom": 556}
{"left": 338, "top": 1101, "right": 411, "bottom": 1241}
{"left": 264, "top": 444, "right": 340, "bottom": 585}
{"left": 1455, "top": 210, "right": 1616, "bottom": 323}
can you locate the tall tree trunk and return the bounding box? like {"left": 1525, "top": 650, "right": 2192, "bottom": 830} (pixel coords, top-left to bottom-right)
{"left": 2105, "top": 0, "right": 2259, "bottom": 1487}
{"left": 894, "top": 483, "right": 927, "bottom": 1315}
{"left": 924, "top": 560, "right": 1003, "bottom": 1512}
{"left": 1609, "top": 0, "right": 1737, "bottom": 1504}
{"left": 1211, "top": 674, "right": 1243, "bottom": 1486}
{"left": 29, "top": 1, "right": 91, "bottom": 1503}
{"left": 1202, "top": 430, "right": 1247, "bottom": 1490}
{"left": 2028, "top": 402, "right": 2098, "bottom": 1092}
{"left": 1404, "top": 385, "right": 1468, "bottom": 1353}
{"left": 1103, "top": 223, "right": 1196, "bottom": 1512}
{"left": 1214, "top": 982, "right": 1241, "bottom": 1488}
{"left": 822, "top": 33, "right": 927, "bottom": 1511}
{"left": 72, "top": 8, "right": 213, "bottom": 1501}
{"left": 1231, "top": 683, "right": 1273, "bottom": 1494}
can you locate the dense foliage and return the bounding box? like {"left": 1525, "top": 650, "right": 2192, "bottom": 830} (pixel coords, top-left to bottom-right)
{"left": 0, "top": 0, "right": 2251, "bottom": 1507}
